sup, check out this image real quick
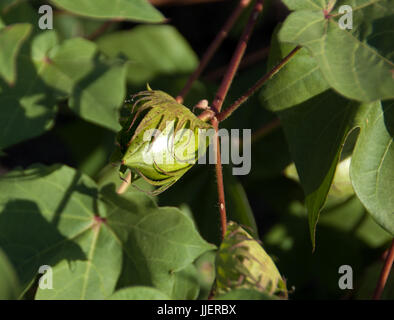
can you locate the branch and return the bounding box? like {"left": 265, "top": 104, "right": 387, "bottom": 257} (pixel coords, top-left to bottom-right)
{"left": 209, "top": 0, "right": 264, "bottom": 239}
{"left": 211, "top": 117, "right": 227, "bottom": 239}
{"left": 176, "top": 0, "right": 251, "bottom": 104}
{"left": 373, "top": 239, "right": 394, "bottom": 300}
{"left": 211, "top": 0, "right": 264, "bottom": 113}
{"left": 217, "top": 45, "right": 301, "bottom": 122}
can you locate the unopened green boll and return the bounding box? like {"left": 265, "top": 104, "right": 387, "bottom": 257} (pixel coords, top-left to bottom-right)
{"left": 215, "top": 221, "right": 288, "bottom": 298}
{"left": 112, "top": 87, "right": 212, "bottom": 194}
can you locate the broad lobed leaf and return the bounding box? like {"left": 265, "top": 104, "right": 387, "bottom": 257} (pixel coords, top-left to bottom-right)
{"left": 0, "top": 30, "right": 57, "bottom": 150}
{"left": 0, "top": 165, "right": 214, "bottom": 299}
{"left": 32, "top": 31, "right": 127, "bottom": 131}
{"left": 351, "top": 100, "right": 394, "bottom": 235}
{"left": 97, "top": 25, "right": 198, "bottom": 86}
{"left": 280, "top": 0, "right": 394, "bottom": 102}
{"left": 261, "top": 24, "right": 330, "bottom": 111}
{"left": 0, "top": 10, "right": 199, "bottom": 149}
{"left": 261, "top": 29, "right": 394, "bottom": 247}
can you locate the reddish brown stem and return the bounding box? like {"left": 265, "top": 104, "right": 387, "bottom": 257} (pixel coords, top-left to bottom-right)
{"left": 211, "top": 0, "right": 264, "bottom": 113}
{"left": 208, "top": 0, "right": 264, "bottom": 240}
{"left": 217, "top": 45, "right": 301, "bottom": 122}
{"left": 211, "top": 117, "right": 227, "bottom": 239}
{"left": 176, "top": 0, "right": 251, "bottom": 104}
{"left": 373, "top": 239, "right": 394, "bottom": 300}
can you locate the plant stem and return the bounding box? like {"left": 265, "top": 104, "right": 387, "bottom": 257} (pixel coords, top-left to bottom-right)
{"left": 209, "top": 0, "right": 264, "bottom": 240}
{"left": 117, "top": 172, "right": 132, "bottom": 194}
{"left": 211, "top": 117, "right": 227, "bottom": 239}
{"left": 211, "top": 0, "right": 264, "bottom": 113}
{"left": 373, "top": 239, "right": 394, "bottom": 300}
{"left": 176, "top": 0, "right": 251, "bottom": 104}
{"left": 217, "top": 45, "right": 301, "bottom": 122}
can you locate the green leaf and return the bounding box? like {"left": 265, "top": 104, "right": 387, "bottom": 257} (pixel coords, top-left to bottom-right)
{"left": 108, "top": 286, "right": 170, "bottom": 300}
{"left": 224, "top": 170, "right": 258, "bottom": 238}
{"left": 103, "top": 184, "right": 215, "bottom": 298}
{"left": 0, "top": 248, "right": 20, "bottom": 300}
{"left": 261, "top": 24, "right": 329, "bottom": 111}
{"left": 285, "top": 156, "right": 355, "bottom": 209}
{"left": 350, "top": 100, "right": 394, "bottom": 235}
{"left": 97, "top": 25, "right": 198, "bottom": 86}
{"left": 33, "top": 31, "right": 127, "bottom": 131}
{"left": 267, "top": 91, "right": 393, "bottom": 245}
{"left": 0, "top": 23, "right": 31, "bottom": 84}
{"left": 159, "top": 166, "right": 258, "bottom": 246}
{"left": 50, "top": 0, "right": 165, "bottom": 23}
{"left": 262, "top": 8, "right": 394, "bottom": 245}
{"left": 194, "top": 250, "right": 215, "bottom": 300}
{"left": 0, "top": 165, "right": 213, "bottom": 299}
{"left": 170, "top": 264, "right": 200, "bottom": 300}
{"left": 275, "top": 91, "right": 363, "bottom": 247}
{"left": 1, "top": 28, "right": 126, "bottom": 149}
{"left": 0, "top": 165, "right": 122, "bottom": 299}
{"left": 1, "top": 1, "right": 39, "bottom": 27}
{"left": 0, "top": 0, "right": 19, "bottom": 11}
{"left": 279, "top": 0, "right": 394, "bottom": 102}
{"left": 0, "top": 35, "right": 57, "bottom": 150}
{"left": 281, "top": 0, "right": 323, "bottom": 10}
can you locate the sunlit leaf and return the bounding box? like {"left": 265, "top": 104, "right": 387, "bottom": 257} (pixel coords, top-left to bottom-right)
{"left": 32, "top": 31, "right": 128, "bottom": 131}
{"left": 50, "top": 0, "right": 165, "bottom": 23}
{"left": 0, "top": 23, "right": 31, "bottom": 84}
{"left": 261, "top": 25, "right": 329, "bottom": 111}
{"left": 97, "top": 25, "right": 198, "bottom": 86}
{"left": 279, "top": 0, "right": 394, "bottom": 102}
{"left": 0, "top": 165, "right": 213, "bottom": 299}
{"left": 351, "top": 100, "right": 394, "bottom": 235}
